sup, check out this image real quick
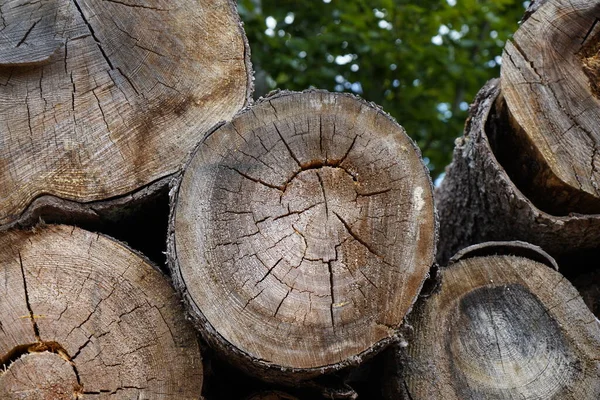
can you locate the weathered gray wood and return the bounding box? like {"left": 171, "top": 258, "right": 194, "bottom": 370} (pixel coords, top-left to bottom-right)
{"left": 0, "top": 225, "right": 203, "bottom": 399}
{"left": 398, "top": 250, "right": 600, "bottom": 399}
{"left": 0, "top": 0, "right": 252, "bottom": 229}
{"left": 168, "top": 90, "right": 437, "bottom": 381}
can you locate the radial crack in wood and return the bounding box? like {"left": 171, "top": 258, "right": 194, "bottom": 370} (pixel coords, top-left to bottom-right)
{"left": 168, "top": 90, "right": 437, "bottom": 381}
{"left": 0, "top": 225, "right": 203, "bottom": 399}
{"left": 501, "top": 0, "right": 600, "bottom": 214}
{"left": 0, "top": 0, "right": 252, "bottom": 228}
{"left": 400, "top": 252, "right": 600, "bottom": 400}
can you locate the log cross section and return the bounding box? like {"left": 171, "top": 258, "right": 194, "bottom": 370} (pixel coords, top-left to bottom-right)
{"left": 501, "top": 0, "right": 600, "bottom": 213}
{"left": 0, "top": 225, "right": 203, "bottom": 399}
{"left": 403, "top": 254, "right": 600, "bottom": 400}
{"left": 169, "top": 90, "right": 436, "bottom": 378}
{"left": 0, "top": 0, "right": 251, "bottom": 228}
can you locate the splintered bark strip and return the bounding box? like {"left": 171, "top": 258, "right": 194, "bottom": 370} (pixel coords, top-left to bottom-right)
{"left": 0, "top": 225, "right": 202, "bottom": 399}
{"left": 399, "top": 243, "right": 600, "bottom": 400}
{"left": 501, "top": 0, "right": 600, "bottom": 214}
{"left": 0, "top": 0, "right": 252, "bottom": 228}
{"left": 436, "top": 79, "right": 600, "bottom": 265}
{"left": 168, "top": 90, "right": 437, "bottom": 381}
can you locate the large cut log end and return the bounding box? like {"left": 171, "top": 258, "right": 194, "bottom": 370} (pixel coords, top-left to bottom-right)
{"left": 399, "top": 243, "right": 600, "bottom": 400}
{"left": 168, "top": 90, "right": 437, "bottom": 380}
{"left": 0, "top": 225, "right": 203, "bottom": 399}
{"left": 0, "top": 0, "right": 252, "bottom": 229}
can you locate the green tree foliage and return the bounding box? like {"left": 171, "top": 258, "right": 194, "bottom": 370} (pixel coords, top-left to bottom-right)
{"left": 238, "top": 0, "right": 528, "bottom": 178}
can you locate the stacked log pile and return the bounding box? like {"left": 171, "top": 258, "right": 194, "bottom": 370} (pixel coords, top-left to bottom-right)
{"left": 436, "top": 0, "right": 600, "bottom": 317}
{"left": 0, "top": 0, "right": 598, "bottom": 399}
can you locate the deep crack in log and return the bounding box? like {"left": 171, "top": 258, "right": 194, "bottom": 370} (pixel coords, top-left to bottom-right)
{"left": 0, "top": 225, "right": 202, "bottom": 399}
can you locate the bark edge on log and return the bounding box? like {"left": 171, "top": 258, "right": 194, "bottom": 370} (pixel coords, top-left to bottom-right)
{"left": 167, "top": 89, "right": 438, "bottom": 383}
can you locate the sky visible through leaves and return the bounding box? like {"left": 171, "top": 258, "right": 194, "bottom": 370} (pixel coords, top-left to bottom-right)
{"left": 238, "top": 0, "right": 530, "bottom": 180}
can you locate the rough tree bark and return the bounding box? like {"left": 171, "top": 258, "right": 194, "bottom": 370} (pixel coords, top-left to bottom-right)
{"left": 0, "top": 0, "right": 252, "bottom": 229}
{"left": 168, "top": 90, "right": 437, "bottom": 382}
{"left": 0, "top": 225, "right": 202, "bottom": 399}
{"left": 397, "top": 242, "right": 600, "bottom": 400}
{"left": 436, "top": 79, "right": 600, "bottom": 265}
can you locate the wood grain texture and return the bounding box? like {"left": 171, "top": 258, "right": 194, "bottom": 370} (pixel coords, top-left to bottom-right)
{"left": 401, "top": 253, "right": 600, "bottom": 400}
{"left": 0, "top": 225, "right": 202, "bottom": 399}
{"left": 501, "top": 0, "right": 600, "bottom": 213}
{"left": 168, "top": 90, "right": 437, "bottom": 380}
{"left": 0, "top": 352, "right": 81, "bottom": 399}
{"left": 0, "top": 0, "right": 252, "bottom": 228}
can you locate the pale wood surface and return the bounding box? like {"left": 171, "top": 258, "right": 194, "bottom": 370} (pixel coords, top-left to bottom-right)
{"left": 0, "top": 0, "right": 251, "bottom": 227}
{"left": 170, "top": 90, "right": 436, "bottom": 377}
{"left": 0, "top": 225, "right": 203, "bottom": 399}
{"left": 501, "top": 0, "right": 600, "bottom": 213}
{"left": 0, "top": 352, "right": 81, "bottom": 400}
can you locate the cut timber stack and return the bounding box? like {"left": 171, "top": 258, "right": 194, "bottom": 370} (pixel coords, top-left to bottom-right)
{"left": 2, "top": 0, "right": 600, "bottom": 398}
{"left": 0, "top": 225, "right": 202, "bottom": 399}
{"left": 0, "top": 0, "right": 251, "bottom": 229}
{"left": 168, "top": 90, "right": 437, "bottom": 382}
{"left": 436, "top": 0, "right": 600, "bottom": 264}
{"left": 395, "top": 242, "right": 600, "bottom": 400}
